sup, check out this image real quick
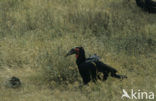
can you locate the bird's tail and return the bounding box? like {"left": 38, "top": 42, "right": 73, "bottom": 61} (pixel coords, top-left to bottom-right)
{"left": 111, "top": 73, "right": 127, "bottom": 79}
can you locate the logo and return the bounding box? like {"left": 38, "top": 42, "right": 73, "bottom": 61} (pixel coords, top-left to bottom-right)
{"left": 121, "top": 89, "right": 154, "bottom": 100}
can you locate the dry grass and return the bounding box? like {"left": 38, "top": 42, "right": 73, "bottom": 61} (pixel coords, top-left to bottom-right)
{"left": 0, "top": 0, "right": 156, "bottom": 101}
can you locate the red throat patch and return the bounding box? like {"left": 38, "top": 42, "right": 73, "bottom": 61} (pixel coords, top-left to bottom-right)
{"left": 75, "top": 48, "right": 79, "bottom": 59}
{"left": 76, "top": 54, "right": 79, "bottom": 58}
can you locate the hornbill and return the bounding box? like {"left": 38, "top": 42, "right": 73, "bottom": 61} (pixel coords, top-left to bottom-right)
{"left": 65, "top": 47, "right": 127, "bottom": 84}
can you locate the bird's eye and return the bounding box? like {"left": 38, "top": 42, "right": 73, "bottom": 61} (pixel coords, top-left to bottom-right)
{"left": 75, "top": 48, "right": 79, "bottom": 52}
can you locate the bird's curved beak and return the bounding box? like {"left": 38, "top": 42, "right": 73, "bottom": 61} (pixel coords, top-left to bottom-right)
{"left": 65, "top": 48, "right": 76, "bottom": 57}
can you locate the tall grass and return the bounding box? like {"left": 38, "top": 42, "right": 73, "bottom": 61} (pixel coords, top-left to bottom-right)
{"left": 0, "top": 0, "right": 156, "bottom": 101}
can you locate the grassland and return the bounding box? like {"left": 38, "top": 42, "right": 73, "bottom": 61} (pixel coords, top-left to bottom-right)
{"left": 0, "top": 0, "right": 156, "bottom": 101}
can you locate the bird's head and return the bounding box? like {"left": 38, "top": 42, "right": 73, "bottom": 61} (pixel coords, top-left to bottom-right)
{"left": 65, "top": 47, "right": 85, "bottom": 58}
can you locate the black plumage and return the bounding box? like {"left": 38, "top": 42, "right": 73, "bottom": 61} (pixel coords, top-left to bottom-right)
{"left": 65, "top": 47, "right": 127, "bottom": 84}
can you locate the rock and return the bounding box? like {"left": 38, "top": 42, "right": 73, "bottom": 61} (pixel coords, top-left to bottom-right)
{"left": 5, "top": 76, "right": 21, "bottom": 88}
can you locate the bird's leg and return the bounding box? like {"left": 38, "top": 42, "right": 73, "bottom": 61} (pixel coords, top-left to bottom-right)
{"left": 103, "top": 72, "right": 108, "bottom": 81}
{"left": 80, "top": 72, "right": 91, "bottom": 85}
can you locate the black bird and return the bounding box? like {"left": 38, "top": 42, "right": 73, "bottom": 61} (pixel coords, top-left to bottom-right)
{"left": 65, "top": 47, "right": 127, "bottom": 84}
